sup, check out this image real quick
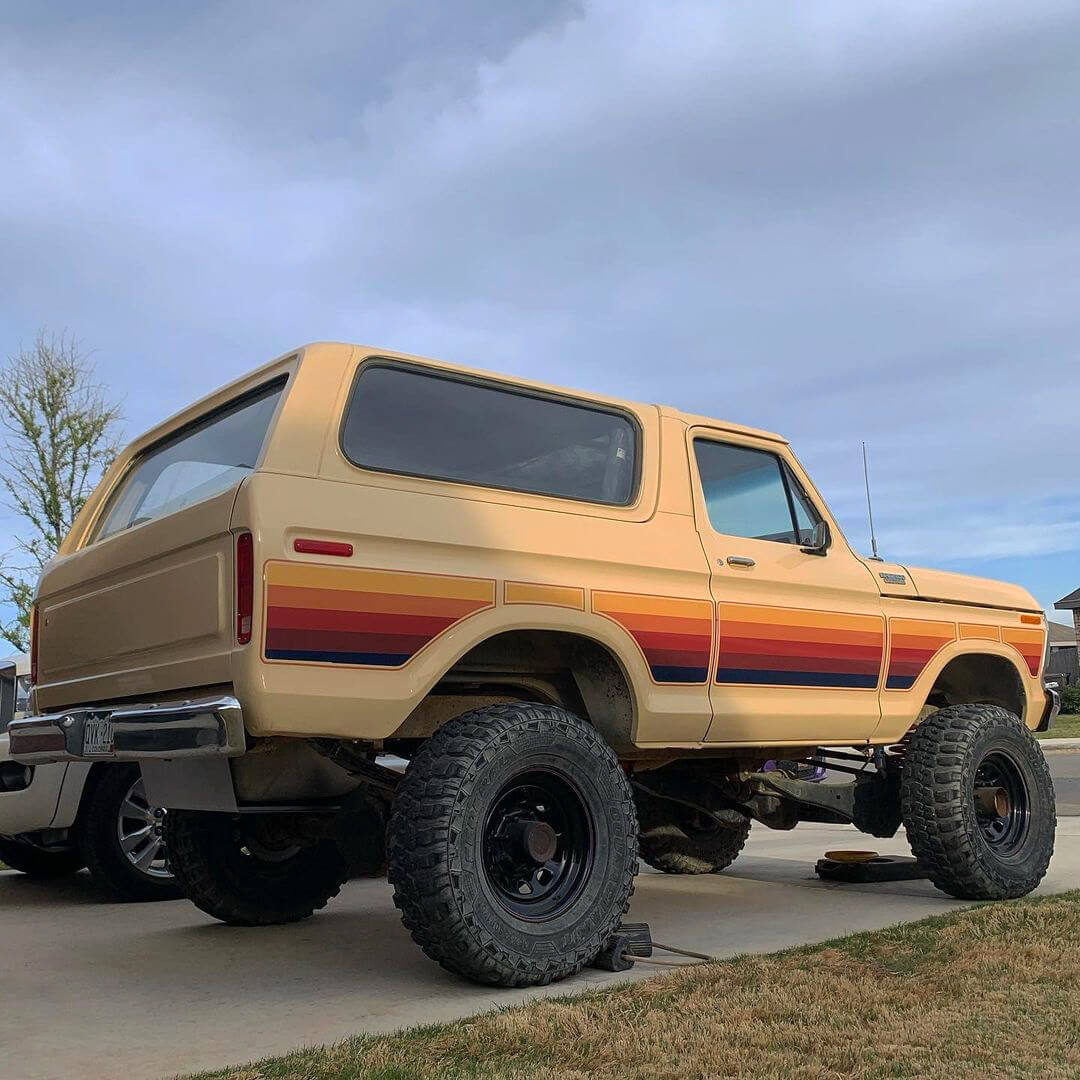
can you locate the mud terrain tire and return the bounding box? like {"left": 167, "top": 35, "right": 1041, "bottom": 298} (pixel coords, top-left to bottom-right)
{"left": 165, "top": 810, "right": 349, "bottom": 925}
{"left": 901, "top": 703, "right": 1055, "bottom": 900}
{"left": 635, "top": 792, "right": 751, "bottom": 874}
{"left": 388, "top": 703, "right": 638, "bottom": 987}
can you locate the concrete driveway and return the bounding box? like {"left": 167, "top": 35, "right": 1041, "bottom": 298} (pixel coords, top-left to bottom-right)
{"left": 3, "top": 806, "right": 1078, "bottom": 1080}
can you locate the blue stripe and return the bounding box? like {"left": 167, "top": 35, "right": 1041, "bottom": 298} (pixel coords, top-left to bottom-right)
{"left": 265, "top": 648, "right": 411, "bottom": 666}
{"left": 716, "top": 668, "right": 878, "bottom": 688}
{"left": 886, "top": 674, "right": 916, "bottom": 690}
{"left": 650, "top": 665, "right": 708, "bottom": 684}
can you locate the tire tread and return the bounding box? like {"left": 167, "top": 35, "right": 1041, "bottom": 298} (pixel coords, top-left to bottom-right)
{"left": 901, "top": 703, "right": 1055, "bottom": 900}
{"left": 388, "top": 703, "right": 638, "bottom": 987}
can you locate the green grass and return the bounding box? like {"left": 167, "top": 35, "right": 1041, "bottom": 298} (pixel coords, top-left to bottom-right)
{"left": 1038, "top": 711, "right": 1080, "bottom": 740}
{"left": 185, "top": 891, "right": 1080, "bottom": 1080}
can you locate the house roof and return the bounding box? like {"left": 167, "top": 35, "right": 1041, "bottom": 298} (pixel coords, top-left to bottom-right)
{"left": 1048, "top": 621, "right": 1077, "bottom": 646}
{"left": 1056, "top": 588, "right": 1080, "bottom": 610}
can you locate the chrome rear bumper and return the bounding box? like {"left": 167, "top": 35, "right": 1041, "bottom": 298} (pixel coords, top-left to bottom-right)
{"left": 7, "top": 695, "right": 246, "bottom": 764}
{"left": 1038, "top": 686, "right": 1060, "bottom": 733}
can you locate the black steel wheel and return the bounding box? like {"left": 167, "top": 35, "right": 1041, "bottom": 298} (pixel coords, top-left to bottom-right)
{"left": 974, "top": 749, "right": 1031, "bottom": 856}
{"left": 901, "top": 703, "right": 1055, "bottom": 900}
{"left": 389, "top": 703, "right": 638, "bottom": 987}
{"left": 482, "top": 769, "right": 594, "bottom": 920}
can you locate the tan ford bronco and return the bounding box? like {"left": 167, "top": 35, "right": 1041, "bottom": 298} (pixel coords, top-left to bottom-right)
{"left": 10, "top": 343, "right": 1058, "bottom": 986}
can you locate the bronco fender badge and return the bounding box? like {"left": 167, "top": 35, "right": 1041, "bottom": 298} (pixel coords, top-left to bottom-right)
{"left": 880, "top": 572, "right": 907, "bottom": 586}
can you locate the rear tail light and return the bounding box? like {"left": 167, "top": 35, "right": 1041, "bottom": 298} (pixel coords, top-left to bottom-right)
{"left": 30, "top": 605, "right": 39, "bottom": 685}
{"left": 236, "top": 532, "right": 254, "bottom": 645}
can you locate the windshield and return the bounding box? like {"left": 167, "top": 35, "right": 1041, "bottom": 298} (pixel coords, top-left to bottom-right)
{"left": 94, "top": 378, "right": 286, "bottom": 541}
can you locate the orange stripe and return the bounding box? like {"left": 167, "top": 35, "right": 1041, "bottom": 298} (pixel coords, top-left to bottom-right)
{"left": 614, "top": 611, "right": 714, "bottom": 636}
{"left": 593, "top": 592, "right": 713, "bottom": 621}
{"left": 959, "top": 623, "right": 1000, "bottom": 641}
{"left": 719, "top": 620, "right": 882, "bottom": 647}
{"left": 504, "top": 582, "right": 585, "bottom": 609}
{"left": 889, "top": 618, "right": 956, "bottom": 639}
{"left": 267, "top": 584, "right": 486, "bottom": 618}
{"left": 720, "top": 604, "right": 883, "bottom": 633}
{"left": 267, "top": 562, "right": 494, "bottom": 602}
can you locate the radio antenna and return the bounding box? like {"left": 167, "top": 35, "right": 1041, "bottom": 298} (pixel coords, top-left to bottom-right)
{"left": 862, "top": 441, "right": 882, "bottom": 561}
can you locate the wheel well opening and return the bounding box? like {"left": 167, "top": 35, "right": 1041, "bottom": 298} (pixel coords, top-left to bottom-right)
{"left": 925, "top": 653, "right": 1026, "bottom": 721}
{"left": 390, "top": 629, "right": 637, "bottom": 751}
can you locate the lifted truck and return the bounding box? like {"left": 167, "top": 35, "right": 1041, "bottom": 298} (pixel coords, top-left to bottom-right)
{"left": 10, "top": 343, "right": 1058, "bottom": 987}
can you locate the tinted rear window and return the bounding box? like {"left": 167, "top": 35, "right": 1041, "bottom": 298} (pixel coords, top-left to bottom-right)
{"left": 95, "top": 378, "right": 286, "bottom": 541}
{"left": 341, "top": 365, "right": 638, "bottom": 505}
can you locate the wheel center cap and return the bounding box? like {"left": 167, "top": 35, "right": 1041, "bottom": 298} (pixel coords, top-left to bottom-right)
{"left": 522, "top": 821, "right": 558, "bottom": 864}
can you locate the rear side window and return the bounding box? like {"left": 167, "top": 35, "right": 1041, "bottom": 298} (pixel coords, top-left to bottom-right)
{"left": 693, "top": 439, "right": 819, "bottom": 544}
{"left": 94, "top": 378, "right": 286, "bottom": 541}
{"left": 341, "top": 364, "right": 638, "bottom": 505}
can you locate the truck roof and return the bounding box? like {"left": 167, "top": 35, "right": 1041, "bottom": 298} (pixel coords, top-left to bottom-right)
{"left": 310, "top": 343, "right": 790, "bottom": 446}
{"left": 138, "top": 341, "right": 789, "bottom": 453}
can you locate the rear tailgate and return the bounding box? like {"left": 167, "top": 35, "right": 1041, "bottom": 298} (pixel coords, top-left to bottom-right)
{"left": 33, "top": 487, "right": 236, "bottom": 709}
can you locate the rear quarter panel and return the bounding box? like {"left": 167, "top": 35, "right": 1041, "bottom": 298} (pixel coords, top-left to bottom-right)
{"left": 231, "top": 350, "right": 714, "bottom": 745}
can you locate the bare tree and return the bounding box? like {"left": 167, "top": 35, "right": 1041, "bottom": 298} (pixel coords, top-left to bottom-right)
{"left": 0, "top": 331, "right": 122, "bottom": 650}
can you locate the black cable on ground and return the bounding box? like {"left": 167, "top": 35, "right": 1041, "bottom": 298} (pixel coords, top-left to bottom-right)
{"left": 617, "top": 941, "right": 719, "bottom": 966}
{"left": 650, "top": 940, "right": 718, "bottom": 962}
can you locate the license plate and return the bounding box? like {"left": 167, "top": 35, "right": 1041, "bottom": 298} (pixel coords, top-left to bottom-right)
{"left": 82, "top": 716, "right": 114, "bottom": 756}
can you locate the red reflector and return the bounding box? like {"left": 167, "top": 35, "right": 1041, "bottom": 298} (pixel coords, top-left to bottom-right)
{"left": 293, "top": 538, "right": 353, "bottom": 558}
{"left": 30, "top": 605, "right": 39, "bottom": 685}
{"left": 1019, "top": 614, "right": 1042, "bottom": 626}
{"left": 236, "top": 532, "right": 254, "bottom": 645}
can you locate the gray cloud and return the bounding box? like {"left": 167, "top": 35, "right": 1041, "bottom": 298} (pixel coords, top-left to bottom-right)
{"left": 1, "top": 0, "right": 1078, "bottom": 610}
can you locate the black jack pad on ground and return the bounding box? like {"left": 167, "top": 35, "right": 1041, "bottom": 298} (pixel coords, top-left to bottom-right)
{"left": 815, "top": 854, "right": 928, "bottom": 883}
{"left": 591, "top": 921, "right": 654, "bottom": 971}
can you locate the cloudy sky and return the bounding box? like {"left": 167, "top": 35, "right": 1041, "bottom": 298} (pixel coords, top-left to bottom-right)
{"left": 2, "top": 1, "right": 1078, "bottom": 618}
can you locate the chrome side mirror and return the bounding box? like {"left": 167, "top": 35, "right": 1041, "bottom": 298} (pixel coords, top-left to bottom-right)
{"left": 800, "top": 520, "right": 831, "bottom": 556}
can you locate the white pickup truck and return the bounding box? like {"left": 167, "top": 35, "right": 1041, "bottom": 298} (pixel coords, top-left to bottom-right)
{"left": 0, "top": 653, "right": 177, "bottom": 900}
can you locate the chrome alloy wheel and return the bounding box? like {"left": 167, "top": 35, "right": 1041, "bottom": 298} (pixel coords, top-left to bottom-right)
{"left": 116, "top": 777, "right": 173, "bottom": 879}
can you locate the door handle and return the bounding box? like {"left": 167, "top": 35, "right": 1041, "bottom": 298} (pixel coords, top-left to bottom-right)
{"left": 725, "top": 556, "right": 756, "bottom": 568}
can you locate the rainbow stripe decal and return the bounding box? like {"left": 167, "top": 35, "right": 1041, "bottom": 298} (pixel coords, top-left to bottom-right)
{"left": 264, "top": 562, "right": 495, "bottom": 667}
{"left": 592, "top": 591, "right": 713, "bottom": 684}
{"left": 504, "top": 581, "right": 585, "bottom": 610}
{"left": 886, "top": 618, "right": 956, "bottom": 690}
{"left": 716, "top": 604, "right": 884, "bottom": 689}
{"left": 1001, "top": 627, "right": 1045, "bottom": 678}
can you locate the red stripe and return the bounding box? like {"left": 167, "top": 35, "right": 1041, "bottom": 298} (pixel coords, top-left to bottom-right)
{"left": 641, "top": 647, "right": 713, "bottom": 670}
{"left": 632, "top": 629, "right": 712, "bottom": 654}
{"left": 719, "top": 637, "right": 882, "bottom": 662}
{"left": 267, "top": 605, "right": 456, "bottom": 637}
{"left": 889, "top": 646, "right": 939, "bottom": 663}
{"left": 720, "top": 652, "right": 881, "bottom": 675}
{"left": 887, "top": 660, "right": 931, "bottom": 677}
{"left": 266, "top": 628, "right": 434, "bottom": 656}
